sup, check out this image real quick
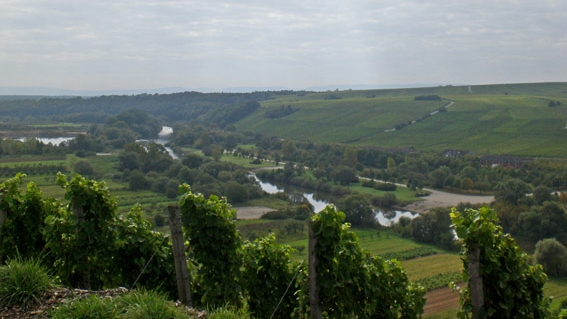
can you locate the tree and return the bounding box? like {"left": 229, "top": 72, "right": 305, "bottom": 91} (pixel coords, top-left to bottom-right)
{"left": 494, "top": 178, "right": 532, "bottom": 205}
{"left": 223, "top": 181, "right": 249, "bottom": 204}
{"left": 533, "top": 185, "right": 553, "bottom": 205}
{"left": 430, "top": 167, "right": 448, "bottom": 189}
{"left": 182, "top": 153, "right": 204, "bottom": 169}
{"left": 534, "top": 238, "right": 567, "bottom": 277}
{"left": 73, "top": 160, "right": 94, "bottom": 176}
{"left": 331, "top": 165, "right": 357, "bottom": 185}
{"left": 451, "top": 207, "right": 550, "bottom": 318}
{"left": 460, "top": 178, "right": 474, "bottom": 193}
{"left": 129, "top": 170, "right": 147, "bottom": 191}
{"left": 411, "top": 208, "right": 455, "bottom": 250}
{"left": 338, "top": 194, "right": 377, "bottom": 228}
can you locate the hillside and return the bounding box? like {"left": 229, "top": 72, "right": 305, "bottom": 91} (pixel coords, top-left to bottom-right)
{"left": 1, "top": 82, "right": 566, "bottom": 157}
{"left": 235, "top": 82, "right": 567, "bottom": 157}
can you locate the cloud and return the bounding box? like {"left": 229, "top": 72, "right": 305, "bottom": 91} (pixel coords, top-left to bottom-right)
{"left": 0, "top": 0, "right": 566, "bottom": 90}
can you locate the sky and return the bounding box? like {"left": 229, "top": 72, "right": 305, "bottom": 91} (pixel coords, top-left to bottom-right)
{"left": 1, "top": 0, "right": 566, "bottom": 93}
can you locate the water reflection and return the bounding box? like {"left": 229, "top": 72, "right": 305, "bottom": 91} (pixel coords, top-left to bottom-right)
{"left": 16, "top": 137, "right": 73, "bottom": 146}
{"left": 252, "top": 174, "right": 418, "bottom": 226}
{"left": 138, "top": 126, "right": 178, "bottom": 160}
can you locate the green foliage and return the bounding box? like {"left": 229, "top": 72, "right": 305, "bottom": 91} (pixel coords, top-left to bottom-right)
{"left": 381, "top": 247, "right": 437, "bottom": 261}
{"left": 179, "top": 184, "right": 242, "bottom": 308}
{"left": 304, "top": 206, "right": 425, "bottom": 318}
{"left": 50, "top": 290, "right": 192, "bottom": 319}
{"left": 338, "top": 194, "right": 378, "bottom": 228}
{"left": 411, "top": 208, "right": 456, "bottom": 251}
{"left": 44, "top": 173, "right": 118, "bottom": 289}
{"left": 50, "top": 294, "right": 117, "bottom": 319}
{"left": 242, "top": 233, "right": 298, "bottom": 319}
{"left": 207, "top": 305, "right": 252, "bottom": 319}
{"left": 414, "top": 271, "right": 462, "bottom": 291}
{"left": 518, "top": 202, "right": 567, "bottom": 244}
{"left": 415, "top": 95, "right": 443, "bottom": 101}
{"left": 494, "top": 178, "right": 532, "bottom": 205}
{"left": 0, "top": 257, "right": 55, "bottom": 308}
{"left": 74, "top": 160, "right": 95, "bottom": 176}
{"left": 112, "top": 204, "right": 176, "bottom": 294}
{"left": 534, "top": 238, "right": 567, "bottom": 278}
{"left": 116, "top": 289, "right": 190, "bottom": 319}
{"left": 0, "top": 173, "right": 51, "bottom": 262}
{"left": 451, "top": 207, "right": 550, "bottom": 318}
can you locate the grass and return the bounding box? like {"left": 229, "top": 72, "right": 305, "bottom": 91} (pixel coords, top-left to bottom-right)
{"left": 208, "top": 305, "right": 252, "bottom": 319}
{"left": 0, "top": 257, "right": 56, "bottom": 308}
{"left": 347, "top": 181, "right": 419, "bottom": 204}
{"left": 545, "top": 278, "right": 567, "bottom": 311}
{"left": 49, "top": 290, "right": 198, "bottom": 319}
{"left": 220, "top": 152, "right": 277, "bottom": 169}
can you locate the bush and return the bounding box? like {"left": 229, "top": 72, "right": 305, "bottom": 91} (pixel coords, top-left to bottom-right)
{"left": 534, "top": 238, "right": 567, "bottom": 277}
{"left": 0, "top": 257, "right": 55, "bottom": 307}
{"left": 261, "top": 210, "right": 290, "bottom": 220}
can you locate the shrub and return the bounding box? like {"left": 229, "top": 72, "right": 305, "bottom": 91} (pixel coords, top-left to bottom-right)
{"left": 534, "top": 238, "right": 567, "bottom": 277}
{"left": 0, "top": 257, "right": 55, "bottom": 307}
{"left": 50, "top": 295, "right": 117, "bottom": 319}
{"left": 261, "top": 210, "right": 290, "bottom": 220}
{"left": 117, "top": 290, "right": 189, "bottom": 319}
{"left": 50, "top": 290, "right": 191, "bottom": 319}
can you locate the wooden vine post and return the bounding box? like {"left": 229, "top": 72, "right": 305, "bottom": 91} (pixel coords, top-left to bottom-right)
{"left": 0, "top": 208, "right": 5, "bottom": 264}
{"left": 168, "top": 205, "right": 192, "bottom": 307}
{"left": 72, "top": 198, "right": 91, "bottom": 290}
{"left": 468, "top": 243, "right": 484, "bottom": 319}
{"left": 308, "top": 218, "right": 322, "bottom": 319}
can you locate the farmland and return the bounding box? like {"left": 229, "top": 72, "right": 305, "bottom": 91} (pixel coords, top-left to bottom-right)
{"left": 235, "top": 82, "right": 567, "bottom": 157}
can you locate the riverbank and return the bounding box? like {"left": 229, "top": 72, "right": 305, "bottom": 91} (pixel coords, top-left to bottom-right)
{"left": 403, "top": 189, "right": 494, "bottom": 213}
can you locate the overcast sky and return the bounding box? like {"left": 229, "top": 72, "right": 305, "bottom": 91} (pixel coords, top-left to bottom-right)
{"left": 1, "top": 0, "right": 566, "bottom": 92}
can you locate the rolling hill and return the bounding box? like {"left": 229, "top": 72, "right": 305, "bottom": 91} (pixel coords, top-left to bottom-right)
{"left": 234, "top": 82, "right": 567, "bottom": 157}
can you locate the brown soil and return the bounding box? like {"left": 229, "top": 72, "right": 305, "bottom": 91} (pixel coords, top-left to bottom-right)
{"left": 234, "top": 206, "right": 275, "bottom": 219}
{"left": 423, "top": 286, "right": 461, "bottom": 315}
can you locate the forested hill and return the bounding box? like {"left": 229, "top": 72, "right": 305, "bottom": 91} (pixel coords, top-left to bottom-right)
{"left": 2, "top": 82, "right": 567, "bottom": 157}
{"left": 0, "top": 90, "right": 296, "bottom": 124}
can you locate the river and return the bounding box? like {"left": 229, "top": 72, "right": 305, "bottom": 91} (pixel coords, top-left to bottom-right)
{"left": 253, "top": 175, "right": 417, "bottom": 226}
{"left": 16, "top": 136, "right": 73, "bottom": 145}
{"left": 153, "top": 126, "right": 178, "bottom": 159}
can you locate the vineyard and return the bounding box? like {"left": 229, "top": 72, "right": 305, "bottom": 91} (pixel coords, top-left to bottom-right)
{"left": 1, "top": 171, "right": 567, "bottom": 317}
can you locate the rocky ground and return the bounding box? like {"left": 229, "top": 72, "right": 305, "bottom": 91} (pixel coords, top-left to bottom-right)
{"left": 0, "top": 288, "right": 128, "bottom": 318}
{"left": 0, "top": 288, "right": 205, "bottom": 319}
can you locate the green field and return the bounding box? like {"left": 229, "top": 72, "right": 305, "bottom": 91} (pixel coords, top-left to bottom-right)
{"left": 235, "top": 83, "right": 567, "bottom": 158}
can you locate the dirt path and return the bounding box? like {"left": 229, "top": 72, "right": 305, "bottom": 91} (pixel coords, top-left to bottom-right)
{"left": 404, "top": 189, "right": 494, "bottom": 213}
